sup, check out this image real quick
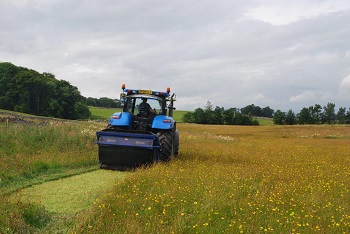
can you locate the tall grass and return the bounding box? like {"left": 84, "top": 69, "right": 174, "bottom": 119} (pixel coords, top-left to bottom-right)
{"left": 74, "top": 124, "right": 350, "bottom": 233}
{"left": 0, "top": 121, "right": 101, "bottom": 187}
{"left": 2, "top": 118, "right": 350, "bottom": 233}
{"left": 0, "top": 120, "right": 104, "bottom": 233}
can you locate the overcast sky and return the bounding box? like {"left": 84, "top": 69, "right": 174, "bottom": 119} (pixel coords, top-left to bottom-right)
{"left": 1, "top": 0, "right": 350, "bottom": 111}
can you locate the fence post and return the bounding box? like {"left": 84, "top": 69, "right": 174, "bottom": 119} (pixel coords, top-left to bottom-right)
{"left": 6, "top": 118, "right": 9, "bottom": 129}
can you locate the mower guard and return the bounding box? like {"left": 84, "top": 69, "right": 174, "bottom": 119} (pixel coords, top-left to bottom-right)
{"left": 96, "top": 130, "right": 160, "bottom": 167}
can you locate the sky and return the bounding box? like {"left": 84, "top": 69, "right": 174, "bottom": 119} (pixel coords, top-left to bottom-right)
{"left": 1, "top": 0, "right": 350, "bottom": 112}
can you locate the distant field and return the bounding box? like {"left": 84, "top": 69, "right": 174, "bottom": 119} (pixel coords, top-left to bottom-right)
{"left": 89, "top": 106, "right": 187, "bottom": 123}
{"left": 89, "top": 106, "right": 272, "bottom": 125}
{"left": 256, "top": 117, "right": 274, "bottom": 126}
{"left": 89, "top": 106, "right": 121, "bottom": 120}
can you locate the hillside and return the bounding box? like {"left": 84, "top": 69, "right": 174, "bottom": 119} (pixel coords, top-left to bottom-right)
{"left": 0, "top": 62, "right": 90, "bottom": 119}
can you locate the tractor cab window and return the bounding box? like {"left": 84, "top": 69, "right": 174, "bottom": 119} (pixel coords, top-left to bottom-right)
{"left": 125, "top": 96, "right": 163, "bottom": 116}
{"left": 135, "top": 98, "right": 162, "bottom": 115}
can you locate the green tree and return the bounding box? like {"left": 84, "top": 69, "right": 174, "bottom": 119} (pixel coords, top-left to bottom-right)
{"left": 212, "top": 106, "right": 224, "bottom": 125}
{"left": 182, "top": 112, "right": 194, "bottom": 123}
{"left": 0, "top": 62, "right": 91, "bottom": 119}
{"left": 12, "top": 70, "right": 40, "bottom": 113}
{"left": 193, "top": 108, "right": 205, "bottom": 124}
{"left": 337, "top": 107, "right": 347, "bottom": 124}
{"left": 0, "top": 62, "right": 20, "bottom": 110}
{"left": 261, "top": 106, "right": 274, "bottom": 118}
{"left": 74, "top": 102, "right": 91, "bottom": 119}
{"left": 273, "top": 110, "right": 286, "bottom": 125}
{"left": 233, "top": 112, "right": 258, "bottom": 125}
{"left": 297, "top": 107, "right": 311, "bottom": 124}
{"left": 241, "top": 104, "right": 262, "bottom": 116}
{"left": 203, "top": 101, "right": 214, "bottom": 124}
{"left": 98, "top": 97, "right": 116, "bottom": 108}
{"left": 285, "top": 110, "right": 296, "bottom": 125}
{"left": 322, "top": 102, "right": 336, "bottom": 124}
{"left": 49, "top": 80, "right": 82, "bottom": 119}
{"left": 223, "top": 108, "right": 237, "bottom": 125}
{"left": 310, "top": 104, "right": 322, "bottom": 124}
{"left": 86, "top": 97, "right": 98, "bottom": 106}
{"left": 346, "top": 108, "right": 350, "bottom": 124}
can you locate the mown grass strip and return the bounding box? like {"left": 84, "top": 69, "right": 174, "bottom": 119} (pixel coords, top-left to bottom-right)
{"left": 1, "top": 165, "right": 99, "bottom": 196}
{"left": 13, "top": 170, "right": 126, "bottom": 214}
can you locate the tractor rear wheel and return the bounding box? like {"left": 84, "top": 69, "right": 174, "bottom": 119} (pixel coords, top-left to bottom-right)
{"left": 174, "top": 130, "right": 179, "bottom": 156}
{"left": 158, "top": 130, "right": 173, "bottom": 161}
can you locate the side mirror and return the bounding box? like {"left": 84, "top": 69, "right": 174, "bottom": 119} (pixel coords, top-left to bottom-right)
{"left": 120, "top": 93, "right": 126, "bottom": 99}
{"left": 120, "top": 93, "right": 126, "bottom": 105}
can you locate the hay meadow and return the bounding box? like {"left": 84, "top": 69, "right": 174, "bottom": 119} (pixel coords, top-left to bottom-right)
{"left": 1, "top": 114, "right": 350, "bottom": 233}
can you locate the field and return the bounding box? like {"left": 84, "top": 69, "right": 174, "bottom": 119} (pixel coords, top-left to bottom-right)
{"left": 73, "top": 124, "right": 350, "bottom": 233}
{"left": 1, "top": 111, "right": 349, "bottom": 233}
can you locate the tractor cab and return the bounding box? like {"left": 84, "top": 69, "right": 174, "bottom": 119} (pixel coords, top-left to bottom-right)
{"left": 107, "top": 85, "right": 175, "bottom": 132}
{"left": 122, "top": 94, "right": 166, "bottom": 131}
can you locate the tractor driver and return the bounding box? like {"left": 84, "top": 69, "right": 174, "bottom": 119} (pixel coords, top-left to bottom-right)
{"left": 138, "top": 98, "right": 155, "bottom": 116}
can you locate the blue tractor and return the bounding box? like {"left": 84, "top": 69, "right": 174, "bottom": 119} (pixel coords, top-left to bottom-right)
{"left": 96, "top": 84, "right": 179, "bottom": 168}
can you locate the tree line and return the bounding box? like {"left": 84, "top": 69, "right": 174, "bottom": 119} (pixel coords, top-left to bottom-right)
{"left": 86, "top": 97, "right": 122, "bottom": 108}
{"left": 182, "top": 102, "right": 266, "bottom": 125}
{"left": 273, "top": 103, "right": 350, "bottom": 125}
{"left": 182, "top": 101, "right": 350, "bottom": 126}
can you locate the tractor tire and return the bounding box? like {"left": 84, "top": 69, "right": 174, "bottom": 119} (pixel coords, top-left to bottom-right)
{"left": 174, "top": 130, "right": 179, "bottom": 156}
{"left": 158, "top": 130, "right": 173, "bottom": 161}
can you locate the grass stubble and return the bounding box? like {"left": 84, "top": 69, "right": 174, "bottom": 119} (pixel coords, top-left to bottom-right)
{"left": 1, "top": 119, "right": 350, "bottom": 233}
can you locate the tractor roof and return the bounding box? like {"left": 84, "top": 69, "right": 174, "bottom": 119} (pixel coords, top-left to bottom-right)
{"left": 123, "top": 88, "right": 170, "bottom": 98}
{"left": 125, "top": 94, "right": 164, "bottom": 101}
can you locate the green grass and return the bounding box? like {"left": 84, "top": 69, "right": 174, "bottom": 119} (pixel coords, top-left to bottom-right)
{"left": 89, "top": 106, "right": 121, "bottom": 120}
{"left": 172, "top": 110, "right": 188, "bottom": 123}
{"left": 13, "top": 170, "right": 125, "bottom": 214}
{"left": 257, "top": 117, "right": 274, "bottom": 126}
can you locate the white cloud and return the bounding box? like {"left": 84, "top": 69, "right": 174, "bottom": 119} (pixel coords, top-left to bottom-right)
{"left": 289, "top": 90, "right": 335, "bottom": 107}
{"left": 339, "top": 74, "right": 350, "bottom": 96}
{"left": 1, "top": 0, "right": 350, "bottom": 112}
{"left": 244, "top": 0, "right": 350, "bottom": 25}
{"left": 290, "top": 91, "right": 317, "bottom": 103}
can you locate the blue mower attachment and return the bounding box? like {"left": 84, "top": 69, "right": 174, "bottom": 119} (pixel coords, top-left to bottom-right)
{"left": 96, "top": 130, "right": 160, "bottom": 167}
